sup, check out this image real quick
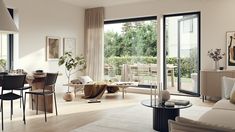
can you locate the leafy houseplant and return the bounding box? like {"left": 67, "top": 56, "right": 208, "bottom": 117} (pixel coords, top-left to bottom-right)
{"left": 58, "top": 52, "right": 86, "bottom": 101}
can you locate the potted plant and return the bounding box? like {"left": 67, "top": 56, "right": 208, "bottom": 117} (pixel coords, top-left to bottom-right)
{"left": 58, "top": 52, "right": 86, "bottom": 101}
{"left": 207, "top": 49, "right": 225, "bottom": 70}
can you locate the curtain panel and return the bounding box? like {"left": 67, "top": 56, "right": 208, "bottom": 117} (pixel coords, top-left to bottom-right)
{"left": 84, "top": 7, "right": 104, "bottom": 81}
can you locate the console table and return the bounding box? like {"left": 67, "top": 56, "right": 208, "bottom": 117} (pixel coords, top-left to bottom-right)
{"left": 141, "top": 99, "right": 192, "bottom": 132}
{"left": 200, "top": 70, "right": 235, "bottom": 101}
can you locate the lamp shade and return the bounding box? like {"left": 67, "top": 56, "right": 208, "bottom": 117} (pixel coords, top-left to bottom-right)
{"left": 0, "top": 0, "right": 18, "bottom": 33}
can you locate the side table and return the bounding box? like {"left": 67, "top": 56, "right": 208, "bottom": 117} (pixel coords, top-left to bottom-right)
{"left": 141, "top": 99, "right": 192, "bottom": 132}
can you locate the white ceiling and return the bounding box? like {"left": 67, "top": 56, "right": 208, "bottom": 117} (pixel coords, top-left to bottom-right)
{"left": 59, "top": 0, "right": 155, "bottom": 8}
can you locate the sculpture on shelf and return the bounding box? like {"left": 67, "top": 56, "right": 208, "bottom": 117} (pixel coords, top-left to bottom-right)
{"left": 58, "top": 52, "right": 86, "bottom": 101}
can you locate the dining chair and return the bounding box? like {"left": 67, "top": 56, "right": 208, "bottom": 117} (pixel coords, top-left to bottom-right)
{"left": 24, "top": 73, "right": 58, "bottom": 122}
{"left": 0, "top": 74, "right": 26, "bottom": 130}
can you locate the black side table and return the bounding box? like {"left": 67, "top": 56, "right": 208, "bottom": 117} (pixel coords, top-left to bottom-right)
{"left": 141, "top": 99, "right": 192, "bottom": 132}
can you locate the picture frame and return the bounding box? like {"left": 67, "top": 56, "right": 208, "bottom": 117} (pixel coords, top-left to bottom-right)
{"left": 63, "top": 38, "right": 76, "bottom": 56}
{"left": 226, "top": 31, "right": 235, "bottom": 68}
{"left": 46, "top": 36, "right": 61, "bottom": 61}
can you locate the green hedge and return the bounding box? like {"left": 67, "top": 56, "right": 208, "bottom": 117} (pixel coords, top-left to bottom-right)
{"left": 105, "top": 56, "right": 196, "bottom": 78}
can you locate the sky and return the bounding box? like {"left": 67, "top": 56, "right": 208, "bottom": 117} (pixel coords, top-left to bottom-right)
{"left": 104, "top": 23, "right": 124, "bottom": 34}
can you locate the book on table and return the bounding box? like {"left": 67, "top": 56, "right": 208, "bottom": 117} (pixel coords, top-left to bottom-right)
{"left": 169, "top": 99, "right": 190, "bottom": 106}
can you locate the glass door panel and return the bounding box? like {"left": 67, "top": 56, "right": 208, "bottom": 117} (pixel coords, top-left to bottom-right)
{"left": 164, "top": 13, "right": 200, "bottom": 95}
{"left": 178, "top": 15, "right": 199, "bottom": 94}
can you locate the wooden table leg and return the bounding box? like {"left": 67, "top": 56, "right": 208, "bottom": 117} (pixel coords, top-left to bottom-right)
{"left": 122, "top": 87, "right": 124, "bottom": 99}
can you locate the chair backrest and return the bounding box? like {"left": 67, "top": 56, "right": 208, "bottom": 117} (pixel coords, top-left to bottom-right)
{"left": 2, "top": 74, "right": 26, "bottom": 90}
{"left": 45, "top": 73, "right": 58, "bottom": 86}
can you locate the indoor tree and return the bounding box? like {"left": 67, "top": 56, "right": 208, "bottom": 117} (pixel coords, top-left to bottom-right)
{"left": 58, "top": 52, "right": 86, "bottom": 93}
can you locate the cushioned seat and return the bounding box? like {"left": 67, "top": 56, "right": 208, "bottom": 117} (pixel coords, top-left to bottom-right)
{"left": 199, "top": 109, "right": 235, "bottom": 129}
{"left": 212, "top": 99, "right": 235, "bottom": 111}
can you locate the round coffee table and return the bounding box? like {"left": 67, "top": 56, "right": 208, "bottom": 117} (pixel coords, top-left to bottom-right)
{"left": 141, "top": 99, "right": 192, "bottom": 132}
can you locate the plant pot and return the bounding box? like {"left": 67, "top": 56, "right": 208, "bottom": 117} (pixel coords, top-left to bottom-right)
{"left": 63, "top": 92, "right": 75, "bottom": 102}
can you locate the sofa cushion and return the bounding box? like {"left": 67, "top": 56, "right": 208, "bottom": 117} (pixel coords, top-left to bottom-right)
{"left": 199, "top": 109, "right": 235, "bottom": 129}
{"left": 222, "top": 76, "right": 235, "bottom": 99}
{"left": 169, "top": 117, "right": 235, "bottom": 132}
{"left": 213, "top": 99, "right": 235, "bottom": 111}
{"left": 78, "top": 76, "right": 93, "bottom": 84}
{"left": 230, "top": 90, "right": 235, "bottom": 104}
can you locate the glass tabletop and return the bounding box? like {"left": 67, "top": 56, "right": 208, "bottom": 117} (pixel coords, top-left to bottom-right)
{"left": 141, "top": 99, "right": 192, "bottom": 110}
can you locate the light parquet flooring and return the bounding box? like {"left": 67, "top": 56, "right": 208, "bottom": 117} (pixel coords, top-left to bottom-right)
{"left": 1, "top": 92, "right": 214, "bottom": 132}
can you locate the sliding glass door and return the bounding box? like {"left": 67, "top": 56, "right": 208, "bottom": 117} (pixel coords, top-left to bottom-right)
{"left": 164, "top": 12, "right": 200, "bottom": 95}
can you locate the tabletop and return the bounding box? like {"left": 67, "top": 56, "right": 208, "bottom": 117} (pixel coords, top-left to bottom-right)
{"left": 141, "top": 99, "right": 192, "bottom": 110}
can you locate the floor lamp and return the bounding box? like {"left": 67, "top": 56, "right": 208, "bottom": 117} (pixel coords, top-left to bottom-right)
{"left": 0, "top": 0, "right": 18, "bottom": 33}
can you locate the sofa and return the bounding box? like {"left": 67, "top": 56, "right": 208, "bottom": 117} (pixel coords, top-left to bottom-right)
{"left": 169, "top": 76, "right": 235, "bottom": 132}
{"left": 168, "top": 99, "right": 235, "bottom": 132}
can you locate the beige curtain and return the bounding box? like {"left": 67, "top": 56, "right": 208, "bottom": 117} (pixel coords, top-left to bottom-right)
{"left": 84, "top": 7, "right": 104, "bottom": 81}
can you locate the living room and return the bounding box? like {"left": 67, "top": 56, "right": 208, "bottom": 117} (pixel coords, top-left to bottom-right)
{"left": 0, "top": 0, "right": 235, "bottom": 132}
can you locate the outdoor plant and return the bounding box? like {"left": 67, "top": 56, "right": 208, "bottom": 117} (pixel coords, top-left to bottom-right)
{"left": 207, "top": 48, "right": 225, "bottom": 61}
{"left": 0, "top": 59, "right": 6, "bottom": 71}
{"left": 58, "top": 52, "right": 86, "bottom": 92}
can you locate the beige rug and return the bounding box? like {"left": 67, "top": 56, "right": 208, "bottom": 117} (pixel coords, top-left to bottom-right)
{"left": 72, "top": 104, "right": 211, "bottom": 132}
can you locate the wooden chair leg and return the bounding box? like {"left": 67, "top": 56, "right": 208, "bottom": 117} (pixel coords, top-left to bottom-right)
{"left": 43, "top": 95, "right": 47, "bottom": 122}
{"left": 54, "top": 93, "right": 58, "bottom": 116}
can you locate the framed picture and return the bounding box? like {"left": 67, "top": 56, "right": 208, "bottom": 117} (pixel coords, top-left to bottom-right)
{"left": 46, "top": 36, "right": 61, "bottom": 61}
{"left": 63, "top": 38, "right": 76, "bottom": 56}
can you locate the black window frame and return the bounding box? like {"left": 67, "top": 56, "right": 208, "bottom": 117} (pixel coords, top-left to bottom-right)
{"left": 7, "top": 9, "right": 14, "bottom": 70}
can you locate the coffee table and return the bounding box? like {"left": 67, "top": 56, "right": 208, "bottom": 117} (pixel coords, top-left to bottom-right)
{"left": 141, "top": 99, "right": 192, "bottom": 132}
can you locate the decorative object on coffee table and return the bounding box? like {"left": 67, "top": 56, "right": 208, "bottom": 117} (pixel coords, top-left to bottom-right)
{"left": 161, "top": 90, "right": 170, "bottom": 102}
{"left": 207, "top": 48, "right": 225, "bottom": 70}
{"left": 58, "top": 52, "right": 86, "bottom": 101}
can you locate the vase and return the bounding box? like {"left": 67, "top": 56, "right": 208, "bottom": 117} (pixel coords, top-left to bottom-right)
{"left": 214, "top": 61, "right": 219, "bottom": 71}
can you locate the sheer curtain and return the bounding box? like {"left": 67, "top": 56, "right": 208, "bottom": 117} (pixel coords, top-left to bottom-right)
{"left": 84, "top": 7, "right": 104, "bottom": 81}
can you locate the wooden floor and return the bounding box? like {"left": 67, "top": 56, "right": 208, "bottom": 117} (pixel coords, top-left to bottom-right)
{"left": 1, "top": 91, "right": 214, "bottom": 132}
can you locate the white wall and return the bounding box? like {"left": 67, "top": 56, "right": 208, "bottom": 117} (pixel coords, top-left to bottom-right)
{"left": 105, "top": 0, "right": 235, "bottom": 70}
{"left": 5, "top": 0, "right": 85, "bottom": 93}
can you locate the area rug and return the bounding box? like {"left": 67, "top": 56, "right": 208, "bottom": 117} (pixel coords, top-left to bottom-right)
{"left": 71, "top": 104, "right": 211, "bottom": 132}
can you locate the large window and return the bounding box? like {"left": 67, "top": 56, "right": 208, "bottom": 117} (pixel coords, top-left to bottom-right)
{"left": 0, "top": 9, "right": 14, "bottom": 71}
{"left": 104, "top": 17, "right": 157, "bottom": 86}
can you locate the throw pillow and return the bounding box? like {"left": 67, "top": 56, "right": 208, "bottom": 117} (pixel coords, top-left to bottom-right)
{"left": 78, "top": 76, "right": 93, "bottom": 84}
{"left": 230, "top": 85, "right": 235, "bottom": 104}
{"left": 222, "top": 76, "right": 235, "bottom": 99}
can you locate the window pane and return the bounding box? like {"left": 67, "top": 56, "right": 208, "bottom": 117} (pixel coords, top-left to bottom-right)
{"left": 104, "top": 19, "right": 157, "bottom": 86}
{"left": 0, "top": 33, "right": 8, "bottom": 71}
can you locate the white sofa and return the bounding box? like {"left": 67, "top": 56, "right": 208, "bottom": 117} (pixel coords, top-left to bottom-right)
{"left": 169, "top": 99, "right": 235, "bottom": 132}
{"left": 198, "top": 99, "right": 235, "bottom": 129}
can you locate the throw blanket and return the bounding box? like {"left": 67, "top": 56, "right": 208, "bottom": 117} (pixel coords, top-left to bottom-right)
{"left": 82, "top": 84, "right": 119, "bottom": 99}
{"left": 82, "top": 84, "right": 107, "bottom": 99}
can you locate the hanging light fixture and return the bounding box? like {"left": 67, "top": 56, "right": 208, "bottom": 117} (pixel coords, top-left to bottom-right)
{"left": 0, "top": 0, "right": 18, "bottom": 33}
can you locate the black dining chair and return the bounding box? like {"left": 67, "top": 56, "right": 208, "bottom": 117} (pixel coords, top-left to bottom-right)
{"left": 24, "top": 73, "right": 58, "bottom": 122}
{"left": 0, "top": 74, "right": 26, "bottom": 130}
